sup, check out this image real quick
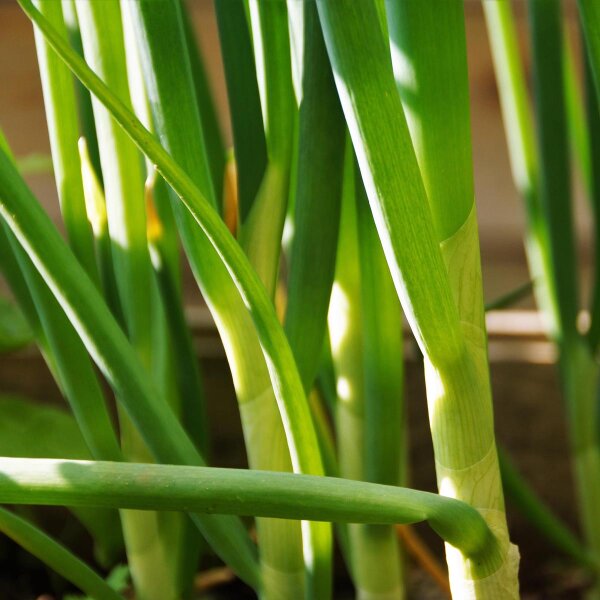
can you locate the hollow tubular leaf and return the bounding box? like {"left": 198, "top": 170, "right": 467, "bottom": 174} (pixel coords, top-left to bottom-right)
{"left": 355, "top": 169, "right": 404, "bottom": 492}
{"left": 563, "top": 31, "right": 592, "bottom": 198}
{"left": 0, "top": 457, "right": 497, "bottom": 561}
{"left": 75, "top": 6, "right": 191, "bottom": 596}
{"left": 74, "top": 0, "right": 152, "bottom": 360}
{"left": 61, "top": 0, "right": 102, "bottom": 180}
{"left": 387, "top": 1, "right": 517, "bottom": 593}
{"left": 284, "top": 3, "right": 345, "bottom": 393}
{"left": 582, "top": 40, "right": 600, "bottom": 352}
{"left": 214, "top": 0, "right": 266, "bottom": 222}
{"left": 482, "top": 0, "right": 559, "bottom": 341}
{"left": 528, "top": 0, "right": 579, "bottom": 345}
{"left": 241, "top": 0, "right": 296, "bottom": 296}
{"left": 488, "top": 3, "right": 600, "bottom": 588}
{"left": 7, "top": 234, "right": 122, "bottom": 463}
{"left": 355, "top": 168, "right": 405, "bottom": 599}
{"left": 0, "top": 395, "right": 123, "bottom": 565}
{"left": 31, "top": 0, "right": 97, "bottom": 279}
{"left": 29, "top": 0, "right": 331, "bottom": 513}
{"left": 316, "top": 0, "right": 464, "bottom": 371}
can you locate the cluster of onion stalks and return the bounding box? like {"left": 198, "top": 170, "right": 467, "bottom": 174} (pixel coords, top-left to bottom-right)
{"left": 0, "top": 0, "right": 600, "bottom": 599}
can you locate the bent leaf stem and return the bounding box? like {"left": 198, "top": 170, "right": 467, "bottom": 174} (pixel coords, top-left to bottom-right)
{"left": 0, "top": 457, "right": 497, "bottom": 563}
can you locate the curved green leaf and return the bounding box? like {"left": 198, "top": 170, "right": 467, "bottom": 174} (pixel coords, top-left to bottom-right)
{"left": 0, "top": 457, "right": 496, "bottom": 562}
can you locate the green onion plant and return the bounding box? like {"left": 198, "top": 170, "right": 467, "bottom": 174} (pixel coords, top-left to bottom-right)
{"left": 1, "top": 0, "right": 599, "bottom": 598}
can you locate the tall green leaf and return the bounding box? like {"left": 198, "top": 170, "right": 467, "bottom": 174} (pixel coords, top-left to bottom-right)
{"left": 214, "top": 0, "right": 266, "bottom": 222}
{"left": 318, "top": 1, "right": 517, "bottom": 594}
{"left": 32, "top": 0, "right": 97, "bottom": 279}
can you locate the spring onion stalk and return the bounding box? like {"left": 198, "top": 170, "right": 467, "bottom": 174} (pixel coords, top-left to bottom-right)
{"left": 355, "top": 172, "right": 405, "bottom": 497}
{"left": 214, "top": 0, "right": 267, "bottom": 223}
{"left": 482, "top": 0, "right": 551, "bottom": 327}
{"left": 318, "top": 1, "right": 518, "bottom": 596}
{"left": 316, "top": 1, "right": 462, "bottom": 389}
{"left": 240, "top": 0, "right": 296, "bottom": 297}
{"left": 284, "top": 2, "right": 345, "bottom": 394}
{"left": 61, "top": 0, "right": 102, "bottom": 180}
{"left": 122, "top": 4, "right": 207, "bottom": 454}
{"left": 31, "top": 0, "right": 97, "bottom": 280}
{"left": 0, "top": 394, "right": 124, "bottom": 566}
{"left": 388, "top": 1, "right": 517, "bottom": 593}
{"left": 120, "top": 5, "right": 179, "bottom": 286}
{"left": 329, "top": 148, "right": 368, "bottom": 587}
{"left": 123, "top": 1, "right": 330, "bottom": 597}
{"left": 6, "top": 236, "right": 122, "bottom": 463}
{"left": 482, "top": 0, "right": 563, "bottom": 372}
{"left": 147, "top": 183, "right": 209, "bottom": 455}
{"left": 355, "top": 169, "right": 405, "bottom": 600}
{"left": 559, "top": 343, "right": 600, "bottom": 586}
{"left": 330, "top": 152, "right": 404, "bottom": 599}
{"left": 486, "top": 1, "right": 600, "bottom": 589}
{"left": 576, "top": 28, "right": 600, "bottom": 586}
{"left": 74, "top": 0, "right": 151, "bottom": 361}
{"left": 0, "top": 458, "right": 497, "bottom": 558}
{"left": 74, "top": 3, "right": 173, "bottom": 598}
{"left": 14, "top": 0, "right": 510, "bottom": 592}
{"left": 122, "top": 5, "right": 199, "bottom": 454}
{"left": 279, "top": 5, "right": 346, "bottom": 587}
{"left": 528, "top": 1, "right": 579, "bottom": 344}
{"left": 25, "top": 0, "right": 311, "bottom": 517}
{"left": 0, "top": 507, "right": 124, "bottom": 600}
{"left": 78, "top": 137, "right": 124, "bottom": 321}
{"left": 0, "top": 142, "right": 260, "bottom": 588}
